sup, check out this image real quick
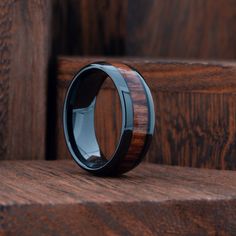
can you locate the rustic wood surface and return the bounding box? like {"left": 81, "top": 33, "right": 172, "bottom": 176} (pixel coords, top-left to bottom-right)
{"left": 1, "top": 0, "right": 236, "bottom": 162}
{"left": 55, "top": 57, "right": 236, "bottom": 170}
{"left": 127, "top": 0, "right": 236, "bottom": 59}
{"left": 52, "top": 0, "right": 127, "bottom": 55}
{"left": 0, "top": 1, "right": 51, "bottom": 160}
{"left": 52, "top": 0, "right": 236, "bottom": 59}
{"left": 0, "top": 160, "right": 236, "bottom": 235}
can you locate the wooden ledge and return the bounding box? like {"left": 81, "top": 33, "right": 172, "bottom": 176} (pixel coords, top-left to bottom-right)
{"left": 1, "top": 161, "right": 236, "bottom": 235}
{"left": 55, "top": 57, "right": 236, "bottom": 170}
{"left": 57, "top": 57, "right": 236, "bottom": 93}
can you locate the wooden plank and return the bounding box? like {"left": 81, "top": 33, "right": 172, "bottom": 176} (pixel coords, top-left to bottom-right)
{"left": 52, "top": 0, "right": 236, "bottom": 59}
{"left": 56, "top": 57, "right": 236, "bottom": 170}
{"left": 0, "top": 1, "right": 11, "bottom": 159}
{"left": 52, "top": 0, "right": 127, "bottom": 55}
{"left": 127, "top": 0, "right": 236, "bottom": 59}
{"left": 1, "top": 160, "right": 236, "bottom": 235}
{"left": 0, "top": 1, "right": 51, "bottom": 160}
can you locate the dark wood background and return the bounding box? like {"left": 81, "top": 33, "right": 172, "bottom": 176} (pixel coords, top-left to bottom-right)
{"left": 53, "top": 0, "right": 236, "bottom": 58}
{"left": 1, "top": 0, "right": 236, "bottom": 169}
{"left": 0, "top": 1, "right": 51, "bottom": 160}
{"left": 126, "top": 0, "right": 236, "bottom": 59}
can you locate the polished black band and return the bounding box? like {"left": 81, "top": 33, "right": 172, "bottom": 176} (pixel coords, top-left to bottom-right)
{"left": 63, "top": 62, "right": 155, "bottom": 176}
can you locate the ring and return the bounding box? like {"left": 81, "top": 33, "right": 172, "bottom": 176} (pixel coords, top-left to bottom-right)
{"left": 63, "top": 62, "right": 155, "bottom": 176}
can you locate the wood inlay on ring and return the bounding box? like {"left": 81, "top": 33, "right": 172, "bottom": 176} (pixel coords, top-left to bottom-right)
{"left": 112, "top": 63, "right": 150, "bottom": 173}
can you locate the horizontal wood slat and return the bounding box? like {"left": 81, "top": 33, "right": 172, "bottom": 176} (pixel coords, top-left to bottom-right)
{"left": 55, "top": 57, "right": 236, "bottom": 170}
{"left": 1, "top": 160, "right": 236, "bottom": 235}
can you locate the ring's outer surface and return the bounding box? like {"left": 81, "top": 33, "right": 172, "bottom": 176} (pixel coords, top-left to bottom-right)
{"left": 63, "top": 62, "right": 155, "bottom": 176}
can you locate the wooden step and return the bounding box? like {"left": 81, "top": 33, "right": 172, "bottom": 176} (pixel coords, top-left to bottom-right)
{"left": 55, "top": 57, "right": 236, "bottom": 170}
{"left": 0, "top": 160, "right": 236, "bottom": 235}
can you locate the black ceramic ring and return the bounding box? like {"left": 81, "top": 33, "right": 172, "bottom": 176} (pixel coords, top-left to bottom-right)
{"left": 63, "top": 62, "right": 155, "bottom": 176}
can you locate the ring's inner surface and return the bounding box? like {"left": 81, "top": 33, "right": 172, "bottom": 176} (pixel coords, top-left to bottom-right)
{"left": 94, "top": 76, "right": 122, "bottom": 160}
{"left": 68, "top": 69, "right": 122, "bottom": 168}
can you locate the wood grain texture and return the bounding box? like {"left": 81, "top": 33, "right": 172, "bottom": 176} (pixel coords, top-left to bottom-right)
{"left": 126, "top": 0, "right": 236, "bottom": 59}
{"left": 0, "top": 1, "right": 12, "bottom": 159}
{"left": 52, "top": 0, "right": 127, "bottom": 55}
{"left": 56, "top": 57, "right": 236, "bottom": 170}
{"left": 52, "top": 0, "right": 236, "bottom": 59}
{"left": 112, "top": 63, "right": 149, "bottom": 173}
{"left": 0, "top": 1, "right": 51, "bottom": 160}
{"left": 1, "top": 160, "right": 236, "bottom": 235}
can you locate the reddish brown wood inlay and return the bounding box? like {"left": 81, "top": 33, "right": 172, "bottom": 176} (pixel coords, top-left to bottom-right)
{"left": 112, "top": 63, "right": 149, "bottom": 172}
